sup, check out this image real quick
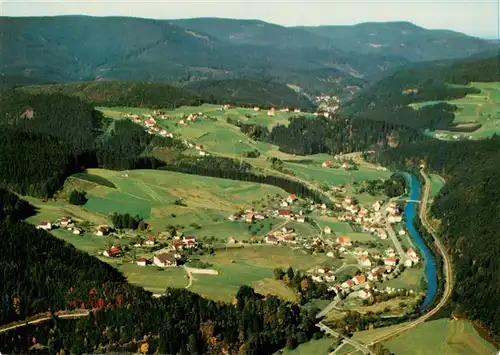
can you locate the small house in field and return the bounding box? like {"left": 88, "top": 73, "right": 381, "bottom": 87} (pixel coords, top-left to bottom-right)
{"left": 286, "top": 194, "right": 298, "bottom": 204}
{"left": 322, "top": 161, "right": 333, "bottom": 168}
{"left": 37, "top": 221, "right": 52, "bottom": 231}
{"left": 253, "top": 107, "right": 260, "bottom": 111}
{"left": 265, "top": 235, "right": 278, "bottom": 245}
{"left": 358, "top": 289, "right": 372, "bottom": 300}
{"left": 136, "top": 257, "right": 149, "bottom": 266}
{"left": 153, "top": 253, "right": 177, "bottom": 268}
{"left": 294, "top": 108, "right": 301, "bottom": 113}
{"left": 267, "top": 110, "right": 275, "bottom": 116}
{"left": 60, "top": 216, "right": 71, "bottom": 227}
{"left": 246, "top": 213, "right": 254, "bottom": 223}
{"left": 95, "top": 225, "right": 110, "bottom": 236}
{"left": 72, "top": 228, "right": 82, "bottom": 235}
{"left": 323, "top": 226, "right": 332, "bottom": 234}
{"left": 223, "top": 104, "right": 232, "bottom": 110}
{"left": 143, "top": 237, "right": 155, "bottom": 246}
{"left": 171, "top": 240, "right": 185, "bottom": 251}
{"left": 144, "top": 119, "right": 156, "bottom": 127}
{"left": 318, "top": 266, "right": 329, "bottom": 274}
{"left": 295, "top": 215, "right": 305, "bottom": 223}
{"left": 353, "top": 274, "right": 366, "bottom": 285}
{"left": 103, "top": 246, "right": 121, "bottom": 258}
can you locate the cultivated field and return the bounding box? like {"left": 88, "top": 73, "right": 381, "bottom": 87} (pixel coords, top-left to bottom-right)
{"left": 384, "top": 318, "right": 498, "bottom": 355}
{"left": 410, "top": 82, "right": 500, "bottom": 139}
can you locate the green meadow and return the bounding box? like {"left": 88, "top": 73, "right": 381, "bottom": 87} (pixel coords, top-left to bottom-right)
{"left": 384, "top": 318, "right": 498, "bottom": 355}
{"left": 410, "top": 82, "right": 500, "bottom": 139}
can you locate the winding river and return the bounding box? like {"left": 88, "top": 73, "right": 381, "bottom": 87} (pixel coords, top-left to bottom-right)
{"left": 403, "top": 172, "right": 438, "bottom": 310}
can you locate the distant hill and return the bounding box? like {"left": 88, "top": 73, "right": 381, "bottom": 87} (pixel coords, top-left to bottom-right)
{"left": 344, "top": 56, "right": 500, "bottom": 130}
{"left": 1, "top": 16, "right": 495, "bottom": 100}
{"left": 182, "top": 77, "right": 315, "bottom": 109}
{"left": 172, "top": 18, "right": 496, "bottom": 62}
{"left": 17, "top": 81, "right": 201, "bottom": 109}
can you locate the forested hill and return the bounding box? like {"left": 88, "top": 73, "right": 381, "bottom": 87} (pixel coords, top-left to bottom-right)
{"left": 183, "top": 77, "right": 315, "bottom": 110}
{"left": 16, "top": 81, "right": 201, "bottom": 109}
{"left": 375, "top": 136, "right": 500, "bottom": 337}
{"left": 344, "top": 56, "right": 500, "bottom": 129}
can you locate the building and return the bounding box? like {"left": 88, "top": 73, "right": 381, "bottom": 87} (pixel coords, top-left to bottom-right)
{"left": 283, "top": 235, "right": 296, "bottom": 244}
{"left": 358, "top": 289, "right": 372, "bottom": 300}
{"left": 407, "top": 248, "right": 417, "bottom": 259}
{"left": 372, "top": 201, "right": 382, "bottom": 212}
{"left": 136, "top": 257, "right": 149, "bottom": 266}
{"left": 384, "top": 258, "right": 397, "bottom": 266}
{"left": 95, "top": 225, "right": 110, "bottom": 236}
{"left": 404, "top": 259, "right": 414, "bottom": 268}
{"left": 325, "top": 273, "right": 336, "bottom": 282}
{"left": 341, "top": 279, "right": 354, "bottom": 290}
{"left": 360, "top": 256, "right": 372, "bottom": 267}
{"left": 353, "top": 274, "right": 366, "bottom": 285}
{"left": 322, "top": 161, "right": 333, "bottom": 168}
{"left": 143, "top": 237, "right": 155, "bottom": 246}
{"left": 153, "top": 253, "right": 177, "bottom": 268}
{"left": 323, "top": 226, "right": 332, "bottom": 234}
{"left": 246, "top": 213, "right": 254, "bottom": 223}
{"left": 72, "top": 228, "right": 81, "bottom": 235}
{"left": 265, "top": 235, "right": 278, "bottom": 244}
{"left": 295, "top": 215, "right": 305, "bottom": 223}
{"left": 318, "top": 267, "right": 329, "bottom": 274}
{"left": 103, "top": 246, "right": 121, "bottom": 258}
{"left": 60, "top": 216, "right": 71, "bottom": 227}
{"left": 267, "top": 110, "right": 275, "bottom": 116}
{"left": 336, "top": 236, "right": 352, "bottom": 247}
{"left": 171, "top": 240, "right": 185, "bottom": 251}
{"left": 253, "top": 107, "right": 260, "bottom": 111}
{"left": 37, "top": 221, "right": 52, "bottom": 231}
{"left": 286, "top": 194, "right": 298, "bottom": 204}
{"left": 278, "top": 209, "right": 293, "bottom": 219}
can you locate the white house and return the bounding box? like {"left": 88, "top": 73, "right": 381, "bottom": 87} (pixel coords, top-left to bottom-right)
{"left": 360, "top": 256, "right": 372, "bottom": 267}
{"left": 72, "top": 228, "right": 81, "bottom": 235}
{"left": 323, "top": 226, "right": 332, "bottom": 235}
{"left": 60, "top": 216, "right": 71, "bottom": 227}
{"left": 153, "top": 253, "right": 177, "bottom": 268}
{"left": 325, "top": 273, "right": 336, "bottom": 282}
{"left": 312, "top": 275, "right": 324, "bottom": 283}
{"left": 317, "top": 267, "right": 329, "bottom": 274}
{"left": 37, "top": 221, "right": 52, "bottom": 231}
{"left": 286, "top": 194, "right": 298, "bottom": 204}
{"left": 136, "top": 258, "right": 148, "bottom": 267}
{"left": 265, "top": 235, "right": 279, "bottom": 245}
{"left": 358, "top": 289, "right": 372, "bottom": 300}
{"left": 384, "top": 258, "right": 397, "bottom": 266}
{"left": 404, "top": 259, "right": 414, "bottom": 267}
{"left": 143, "top": 237, "right": 155, "bottom": 246}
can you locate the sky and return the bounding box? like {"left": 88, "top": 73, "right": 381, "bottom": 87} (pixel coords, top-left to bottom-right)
{"left": 2, "top": 0, "right": 499, "bottom": 38}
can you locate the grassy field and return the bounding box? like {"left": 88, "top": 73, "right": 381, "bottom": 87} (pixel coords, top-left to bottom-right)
{"left": 382, "top": 267, "right": 426, "bottom": 293}
{"left": 410, "top": 82, "right": 500, "bottom": 140}
{"left": 275, "top": 338, "right": 335, "bottom": 355}
{"left": 429, "top": 174, "right": 446, "bottom": 200}
{"left": 384, "top": 319, "right": 498, "bottom": 355}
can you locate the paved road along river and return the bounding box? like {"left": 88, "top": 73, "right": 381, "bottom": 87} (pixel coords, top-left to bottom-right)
{"left": 403, "top": 172, "right": 438, "bottom": 310}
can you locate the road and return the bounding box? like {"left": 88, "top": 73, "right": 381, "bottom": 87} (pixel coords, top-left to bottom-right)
{"left": 316, "top": 295, "right": 341, "bottom": 319}
{"left": 0, "top": 311, "right": 90, "bottom": 334}
{"left": 317, "top": 322, "right": 373, "bottom": 355}
{"left": 380, "top": 199, "right": 407, "bottom": 266}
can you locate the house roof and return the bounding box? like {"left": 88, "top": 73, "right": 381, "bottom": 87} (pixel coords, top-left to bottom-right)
{"left": 184, "top": 236, "right": 195, "bottom": 240}
{"left": 155, "top": 253, "right": 176, "bottom": 263}
{"left": 136, "top": 257, "right": 149, "bottom": 263}
{"left": 172, "top": 241, "right": 184, "bottom": 247}
{"left": 288, "top": 194, "right": 297, "bottom": 200}
{"left": 385, "top": 258, "right": 397, "bottom": 262}
{"left": 40, "top": 221, "right": 50, "bottom": 225}
{"left": 279, "top": 209, "right": 292, "bottom": 215}
{"left": 145, "top": 236, "right": 154, "bottom": 241}
{"left": 355, "top": 274, "right": 366, "bottom": 283}
{"left": 266, "top": 235, "right": 278, "bottom": 241}
{"left": 107, "top": 246, "right": 121, "bottom": 256}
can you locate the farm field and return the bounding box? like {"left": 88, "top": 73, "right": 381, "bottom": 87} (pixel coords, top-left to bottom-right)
{"left": 81, "top": 168, "right": 286, "bottom": 227}
{"left": 384, "top": 318, "right": 498, "bottom": 355}
{"left": 410, "top": 82, "right": 500, "bottom": 139}
{"left": 275, "top": 337, "right": 335, "bottom": 355}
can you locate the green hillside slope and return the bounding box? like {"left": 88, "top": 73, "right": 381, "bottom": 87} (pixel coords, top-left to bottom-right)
{"left": 183, "top": 77, "right": 315, "bottom": 109}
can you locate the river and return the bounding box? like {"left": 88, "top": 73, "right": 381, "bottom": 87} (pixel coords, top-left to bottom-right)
{"left": 403, "top": 172, "right": 438, "bottom": 310}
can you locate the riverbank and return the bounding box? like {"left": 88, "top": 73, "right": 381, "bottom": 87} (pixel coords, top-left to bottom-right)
{"left": 403, "top": 172, "right": 438, "bottom": 310}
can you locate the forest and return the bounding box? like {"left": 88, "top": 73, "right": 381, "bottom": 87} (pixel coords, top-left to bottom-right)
{"left": 0, "top": 191, "right": 321, "bottom": 354}
{"left": 266, "top": 115, "right": 425, "bottom": 155}
{"left": 344, "top": 56, "right": 499, "bottom": 130}
{"left": 374, "top": 135, "right": 500, "bottom": 337}
{"left": 16, "top": 81, "right": 202, "bottom": 109}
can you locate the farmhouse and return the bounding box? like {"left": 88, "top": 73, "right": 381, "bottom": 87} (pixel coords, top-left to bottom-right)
{"left": 253, "top": 106, "right": 260, "bottom": 111}
{"left": 388, "top": 215, "right": 403, "bottom": 224}
{"left": 358, "top": 289, "right": 372, "bottom": 300}
{"left": 144, "top": 119, "right": 156, "bottom": 127}
{"left": 223, "top": 104, "right": 232, "bottom": 110}
{"left": 246, "top": 213, "right": 254, "bottom": 223}
{"left": 318, "top": 266, "right": 329, "bottom": 274}
{"left": 341, "top": 279, "right": 354, "bottom": 290}
{"left": 103, "top": 246, "right": 121, "bottom": 258}
{"left": 278, "top": 209, "right": 293, "bottom": 219}
{"left": 325, "top": 273, "right": 336, "bottom": 282}
{"left": 360, "top": 256, "right": 372, "bottom": 267}
{"left": 72, "top": 228, "right": 81, "bottom": 235}
{"left": 295, "top": 215, "right": 305, "bottom": 223}
{"left": 323, "top": 226, "right": 332, "bottom": 234}
{"left": 353, "top": 274, "right": 366, "bottom": 285}
{"left": 60, "top": 216, "right": 71, "bottom": 227}
{"left": 136, "top": 257, "right": 149, "bottom": 266}
{"left": 143, "top": 237, "right": 155, "bottom": 246}
{"left": 267, "top": 110, "right": 275, "bottom": 116}
{"left": 384, "top": 258, "right": 397, "bottom": 266}
{"left": 195, "top": 143, "right": 204, "bottom": 151}
{"left": 171, "top": 240, "right": 185, "bottom": 251}
{"left": 95, "top": 225, "right": 110, "bottom": 236}
{"left": 286, "top": 194, "right": 298, "bottom": 204}
{"left": 265, "top": 235, "right": 279, "bottom": 244}
{"left": 153, "top": 253, "right": 178, "bottom": 268}
{"left": 294, "top": 108, "right": 301, "bottom": 113}
{"left": 322, "top": 161, "right": 333, "bottom": 168}
{"left": 336, "top": 236, "right": 352, "bottom": 246}
{"left": 37, "top": 221, "right": 52, "bottom": 231}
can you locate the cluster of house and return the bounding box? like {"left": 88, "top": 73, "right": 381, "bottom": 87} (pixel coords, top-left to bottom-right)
{"left": 385, "top": 201, "right": 403, "bottom": 224}
{"left": 228, "top": 210, "right": 268, "bottom": 223}
{"left": 182, "top": 140, "right": 208, "bottom": 156}
{"left": 264, "top": 226, "right": 297, "bottom": 244}
{"left": 178, "top": 112, "right": 207, "bottom": 126}
{"left": 37, "top": 216, "right": 82, "bottom": 234}
{"left": 315, "top": 94, "right": 341, "bottom": 113}
{"left": 265, "top": 107, "right": 302, "bottom": 116}
{"left": 321, "top": 160, "right": 355, "bottom": 170}
{"left": 137, "top": 235, "right": 199, "bottom": 268}
{"left": 123, "top": 113, "right": 174, "bottom": 138}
